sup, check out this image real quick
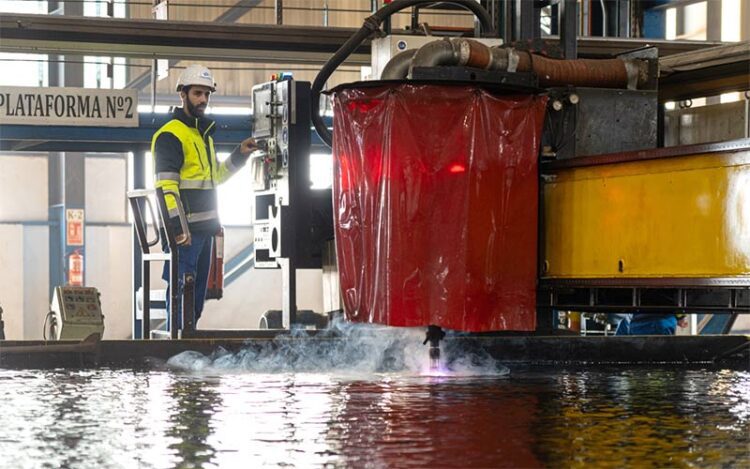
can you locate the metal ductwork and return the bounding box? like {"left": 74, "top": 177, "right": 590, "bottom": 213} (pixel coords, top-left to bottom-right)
{"left": 381, "top": 49, "right": 418, "bottom": 80}
{"left": 381, "top": 39, "right": 649, "bottom": 90}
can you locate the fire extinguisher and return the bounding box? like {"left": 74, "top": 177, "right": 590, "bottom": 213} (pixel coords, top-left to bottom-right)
{"left": 68, "top": 249, "right": 84, "bottom": 286}
{"left": 206, "top": 227, "right": 224, "bottom": 300}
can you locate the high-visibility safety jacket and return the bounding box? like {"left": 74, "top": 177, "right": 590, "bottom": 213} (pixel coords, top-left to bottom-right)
{"left": 151, "top": 108, "right": 246, "bottom": 233}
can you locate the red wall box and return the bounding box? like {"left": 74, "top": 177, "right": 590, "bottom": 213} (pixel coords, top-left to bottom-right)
{"left": 332, "top": 84, "right": 547, "bottom": 332}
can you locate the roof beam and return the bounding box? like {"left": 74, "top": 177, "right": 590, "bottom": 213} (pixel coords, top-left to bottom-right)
{"left": 1, "top": 13, "right": 727, "bottom": 66}
{"left": 0, "top": 14, "right": 371, "bottom": 65}
{"left": 127, "top": 0, "right": 264, "bottom": 90}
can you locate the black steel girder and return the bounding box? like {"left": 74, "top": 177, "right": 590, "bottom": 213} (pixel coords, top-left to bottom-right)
{"left": 127, "top": 0, "right": 265, "bottom": 90}
{"left": 0, "top": 13, "right": 371, "bottom": 65}
{"left": 0, "top": 13, "right": 728, "bottom": 66}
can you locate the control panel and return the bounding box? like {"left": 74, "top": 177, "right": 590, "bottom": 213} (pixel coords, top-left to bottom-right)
{"left": 50, "top": 286, "right": 105, "bottom": 340}
{"left": 248, "top": 77, "right": 335, "bottom": 328}
{"left": 251, "top": 78, "right": 304, "bottom": 269}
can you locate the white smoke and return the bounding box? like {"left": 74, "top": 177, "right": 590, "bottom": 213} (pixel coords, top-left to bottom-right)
{"left": 166, "top": 318, "right": 509, "bottom": 377}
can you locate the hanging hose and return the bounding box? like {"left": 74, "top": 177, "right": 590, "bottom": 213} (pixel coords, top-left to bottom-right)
{"left": 43, "top": 310, "right": 56, "bottom": 341}
{"left": 311, "top": 0, "right": 497, "bottom": 148}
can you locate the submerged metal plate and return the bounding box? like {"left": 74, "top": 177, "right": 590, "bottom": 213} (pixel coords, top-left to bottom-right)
{"left": 1, "top": 335, "right": 748, "bottom": 369}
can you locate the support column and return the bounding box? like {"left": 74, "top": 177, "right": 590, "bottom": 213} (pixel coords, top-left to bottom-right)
{"left": 131, "top": 151, "right": 147, "bottom": 339}
{"left": 48, "top": 0, "right": 86, "bottom": 296}
{"left": 616, "top": 0, "right": 630, "bottom": 38}
{"left": 581, "top": 0, "right": 590, "bottom": 36}
{"left": 514, "top": 0, "right": 541, "bottom": 41}
{"left": 275, "top": 0, "right": 283, "bottom": 25}
{"left": 500, "top": 0, "right": 513, "bottom": 44}
{"left": 560, "top": 0, "right": 578, "bottom": 59}
{"left": 705, "top": 1, "right": 722, "bottom": 105}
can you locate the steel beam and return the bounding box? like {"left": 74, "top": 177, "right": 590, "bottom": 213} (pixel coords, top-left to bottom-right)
{"left": 0, "top": 14, "right": 370, "bottom": 65}
{"left": 275, "top": 0, "right": 283, "bottom": 25}
{"left": 570, "top": 36, "right": 728, "bottom": 58}
{"left": 616, "top": 0, "right": 630, "bottom": 38}
{"left": 131, "top": 151, "right": 146, "bottom": 340}
{"left": 47, "top": 1, "right": 86, "bottom": 297}
{"left": 514, "top": 0, "right": 540, "bottom": 41}
{"left": 0, "top": 114, "right": 333, "bottom": 153}
{"left": 559, "top": 0, "right": 578, "bottom": 59}
{"left": 1, "top": 335, "right": 748, "bottom": 368}
{"left": 0, "top": 13, "right": 725, "bottom": 65}
{"left": 659, "top": 42, "right": 750, "bottom": 101}
{"left": 127, "top": 0, "right": 265, "bottom": 91}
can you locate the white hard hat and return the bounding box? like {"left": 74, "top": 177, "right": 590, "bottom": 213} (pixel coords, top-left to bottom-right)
{"left": 176, "top": 64, "right": 216, "bottom": 92}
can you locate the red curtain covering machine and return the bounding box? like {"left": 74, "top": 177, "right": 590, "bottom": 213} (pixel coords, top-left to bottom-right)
{"left": 332, "top": 84, "right": 547, "bottom": 332}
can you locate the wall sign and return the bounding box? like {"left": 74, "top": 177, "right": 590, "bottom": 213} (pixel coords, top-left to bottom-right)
{"left": 66, "top": 209, "right": 85, "bottom": 246}
{"left": 0, "top": 86, "right": 138, "bottom": 127}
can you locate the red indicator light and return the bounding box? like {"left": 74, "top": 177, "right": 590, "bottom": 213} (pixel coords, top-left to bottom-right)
{"left": 448, "top": 164, "right": 465, "bottom": 173}
{"left": 346, "top": 99, "right": 382, "bottom": 114}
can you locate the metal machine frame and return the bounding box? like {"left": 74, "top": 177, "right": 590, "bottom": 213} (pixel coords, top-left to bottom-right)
{"left": 127, "top": 188, "right": 182, "bottom": 339}
{"left": 250, "top": 78, "right": 334, "bottom": 330}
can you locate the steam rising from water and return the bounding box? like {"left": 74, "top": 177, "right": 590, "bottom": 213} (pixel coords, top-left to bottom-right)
{"left": 167, "top": 319, "right": 509, "bottom": 378}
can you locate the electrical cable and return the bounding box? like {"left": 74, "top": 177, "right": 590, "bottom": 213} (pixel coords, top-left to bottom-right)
{"left": 311, "top": 0, "right": 497, "bottom": 148}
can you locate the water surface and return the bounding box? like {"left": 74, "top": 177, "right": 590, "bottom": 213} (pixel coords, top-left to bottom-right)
{"left": 0, "top": 366, "right": 747, "bottom": 468}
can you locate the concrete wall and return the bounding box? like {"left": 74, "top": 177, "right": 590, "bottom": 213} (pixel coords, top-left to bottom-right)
{"left": 22, "top": 226, "right": 50, "bottom": 339}
{"left": 0, "top": 225, "right": 26, "bottom": 340}
{"left": 0, "top": 155, "right": 49, "bottom": 340}
{"left": 0, "top": 152, "right": 325, "bottom": 339}
{"left": 0, "top": 154, "right": 48, "bottom": 221}
{"left": 85, "top": 156, "right": 128, "bottom": 224}
{"left": 0, "top": 223, "right": 50, "bottom": 341}
{"left": 84, "top": 155, "right": 132, "bottom": 339}
{"left": 86, "top": 225, "right": 132, "bottom": 339}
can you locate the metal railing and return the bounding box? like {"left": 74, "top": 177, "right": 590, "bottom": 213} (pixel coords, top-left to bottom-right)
{"left": 127, "top": 187, "right": 195, "bottom": 339}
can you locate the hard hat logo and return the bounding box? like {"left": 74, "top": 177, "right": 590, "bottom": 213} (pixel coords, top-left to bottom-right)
{"left": 176, "top": 64, "right": 217, "bottom": 92}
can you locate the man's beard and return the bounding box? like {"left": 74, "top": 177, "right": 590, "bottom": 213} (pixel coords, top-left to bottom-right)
{"left": 186, "top": 99, "right": 206, "bottom": 118}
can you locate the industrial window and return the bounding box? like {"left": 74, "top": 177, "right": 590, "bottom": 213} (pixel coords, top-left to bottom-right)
{"left": 721, "top": 0, "right": 742, "bottom": 41}
{"left": 216, "top": 152, "right": 253, "bottom": 226}
{"left": 310, "top": 153, "right": 333, "bottom": 190}
{"left": 0, "top": 2, "right": 48, "bottom": 87}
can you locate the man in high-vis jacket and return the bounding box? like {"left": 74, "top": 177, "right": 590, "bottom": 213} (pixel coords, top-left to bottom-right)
{"left": 152, "top": 64, "right": 257, "bottom": 328}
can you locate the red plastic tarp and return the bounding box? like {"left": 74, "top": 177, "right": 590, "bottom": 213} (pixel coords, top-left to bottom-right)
{"left": 332, "top": 84, "right": 547, "bottom": 332}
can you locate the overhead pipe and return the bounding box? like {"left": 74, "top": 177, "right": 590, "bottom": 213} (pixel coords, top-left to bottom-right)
{"left": 382, "top": 38, "right": 511, "bottom": 79}
{"left": 410, "top": 38, "right": 457, "bottom": 70}
{"left": 311, "top": 0, "right": 497, "bottom": 148}
{"left": 383, "top": 38, "right": 647, "bottom": 89}
{"left": 381, "top": 49, "right": 418, "bottom": 80}
{"left": 514, "top": 50, "right": 646, "bottom": 89}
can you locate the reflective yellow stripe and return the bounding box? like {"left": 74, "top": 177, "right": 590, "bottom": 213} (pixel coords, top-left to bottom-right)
{"left": 156, "top": 171, "right": 180, "bottom": 181}
{"left": 187, "top": 210, "right": 218, "bottom": 222}
{"left": 179, "top": 179, "right": 215, "bottom": 189}
{"left": 202, "top": 121, "right": 215, "bottom": 140}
